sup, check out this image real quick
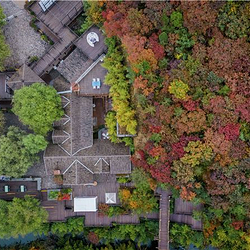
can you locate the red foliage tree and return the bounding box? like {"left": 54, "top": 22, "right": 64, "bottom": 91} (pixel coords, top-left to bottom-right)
{"left": 232, "top": 221, "right": 244, "bottom": 230}
{"left": 170, "top": 135, "right": 200, "bottom": 161}
{"left": 206, "top": 29, "right": 250, "bottom": 77}
{"left": 180, "top": 1, "right": 217, "bottom": 34}
{"left": 149, "top": 162, "right": 171, "bottom": 183}
{"left": 234, "top": 95, "right": 250, "bottom": 122}
{"left": 229, "top": 139, "right": 247, "bottom": 160}
{"left": 173, "top": 109, "right": 207, "bottom": 136}
{"left": 182, "top": 99, "right": 199, "bottom": 111}
{"left": 149, "top": 145, "right": 165, "bottom": 158}
{"left": 225, "top": 73, "right": 250, "bottom": 98}
{"left": 148, "top": 33, "right": 165, "bottom": 60}
{"left": 204, "top": 128, "right": 232, "bottom": 156}
{"left": 87, "top": 232, "right": 99, "bottom": 245}
{"left": 122, "top": 35, "right": 158, "bottom": 72}
{"left": 218, "top": 124, "right": 240, "bottom": 141}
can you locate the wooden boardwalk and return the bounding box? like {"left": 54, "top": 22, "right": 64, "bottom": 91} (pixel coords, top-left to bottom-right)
{"left": 29, "top": 0, "right": 83, "bottom": 76}
{"left": 157, "top": 188, "right": 171, "bottom": 250}
{"left": 32, "top": 28, "right": 77, "bottom": 76}
{"left": 170, "top": 214, "right": 203, "bottom": 230}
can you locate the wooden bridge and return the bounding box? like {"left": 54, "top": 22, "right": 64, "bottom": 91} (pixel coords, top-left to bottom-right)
{"left": 157, "top": 188, "right": 171, "bottom": 250}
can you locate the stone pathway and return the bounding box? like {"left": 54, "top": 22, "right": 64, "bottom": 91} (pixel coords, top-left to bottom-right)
{"left": 0, "top": 0, "right": 49, "bottom": 69}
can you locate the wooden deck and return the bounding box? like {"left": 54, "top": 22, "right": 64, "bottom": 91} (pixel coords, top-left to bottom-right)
{"left": 30, "top": 0, "right": 83, "bottom": 35}
{"left": 0, "top": 180, "right": 40, "bottom": 200}
{"left": 40, "top": 182, "right": 159, "bottom": 225}
{"left": 29, "top": 0, "right": 83, "bottom": 77}
{"left": 32, "top": 28, "right": 77, "bottom": 76}
{"left": 170, "top": 214, "right": 203, "bottom": 230}
{"left": 174, "top": 198, "right": 203, "bottom": 215}
{"left": 171, "top": 198, "right": 203, "bottom": 230}
{"left": 157, "top": 188, "right": 171, "bottom": 250}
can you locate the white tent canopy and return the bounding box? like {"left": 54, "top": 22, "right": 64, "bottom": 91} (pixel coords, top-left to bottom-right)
{"left": 74, "top": 197, "right": 97, "bottom": 212}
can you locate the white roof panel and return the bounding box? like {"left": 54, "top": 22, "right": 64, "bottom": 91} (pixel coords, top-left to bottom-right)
{"left": 105, "top": 193, "right": 116, "bottom": 204}
{"left": 74, "top": 197, "right": 97, "bottom": 212}
{"left": 39, "top": 0, "right": 56, "bottom": 12}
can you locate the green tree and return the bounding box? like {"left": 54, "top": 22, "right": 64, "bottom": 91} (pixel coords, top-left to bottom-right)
{"left": 159, "top": 31, "right": 168, "bottom": 46}
{"left": 170, "top": 11, "right": 183, "bottom": 28}
{"left": 0, "top": 196, "right": 48, "bottom": 238}
{"left": 169, "top": 79, "right": 189, "bottom": 100}
{"left": 12, "top": 83, "right": 64, "bottom": 135}
{"left": 170, "top": 223, "right": 204, "bottom": 249}
{"left": 103, "top": 37, "right": 137, "bottom": 135}
{"left": 0, "top": 5, "right": 10, "bottom": 71}
{"left": 105, "top": 111, "right": 120, "bottom": 143}
{"left": 218, "top": 2, "right": 250, "bottom": 39}
{"left": 51, "top": 217, "right": 84, "bottom": 237}
{"left": 0, "top": 110, "right": 5, "bottom": 135}
{"left": 0, "top": 126, "right": 47, "bottom": 177}
{"left": 180, "top": 141, "right": 213, "bottom": 167}
{"left": 22, "top": 134, "right": 48, "bottom": 154}
{"left": 131, "top": 167, "right": 153, "bottom": 192}
{"left": 94, "top": 221, "right": 158, "bottom": 245}
{"left": 119, "top": 168, "right": 158, "bottom": 214}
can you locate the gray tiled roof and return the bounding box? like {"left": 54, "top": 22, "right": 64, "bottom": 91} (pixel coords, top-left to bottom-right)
{"left": 57, "top": 48, "right": 92, "bottom": 83}
{"left": 7, "top": 64, "right": 44, "bottom": 90}
{"left": 44, "top": 140, "right": 131, "bottom": 184}
{"left": 51, "top": 94, "right": 93, "bottom": 155}
{"left": 110, "top": 156, "right": 132, "bottom": 174}
{"left": 74, "top": 139, "right": 131, "bottom": 157}
{"left": 71, "top": 94, "right": 93, "bottom": 154}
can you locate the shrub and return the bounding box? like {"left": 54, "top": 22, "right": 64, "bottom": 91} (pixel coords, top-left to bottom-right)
{"left": 218, "top": 2, "right": 250, "bottom": 39}
{"left": 169, "top": 80, "right": 189, "bottom": 100}
{"left": 0, "top": 110, "right": 5, "bottom": 135}
{"left": 54, "top": 175, "right": 63, "bottom": 185}
{"left": 170, "top": 11, "right": 183, "bottom": 28}
{"left": 117, "top": 176, "right": 130, "bottom": 184}
{"left": 159, "top": 31, "right": 168, "bottom": 46}
{"left": 98, "top": 203, "right": 109, "bottom": 216}
{"left": 107, "top": 206, "right": 127, "bottom": 217}
{"left": 29, "top": 55, "right": 39, "bottom": 63}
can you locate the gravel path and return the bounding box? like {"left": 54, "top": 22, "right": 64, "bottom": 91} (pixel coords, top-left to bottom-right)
{"left": 0, "top": 1, "right": 49, "bottom": 69}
